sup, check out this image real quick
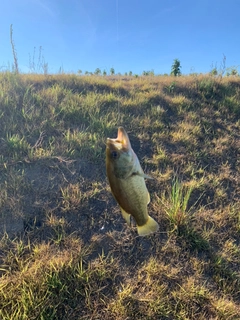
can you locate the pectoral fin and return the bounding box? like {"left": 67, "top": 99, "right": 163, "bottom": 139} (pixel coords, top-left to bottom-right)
{"left": 142, "top": 173, "right": 154, "bottom": 180}
{"left": 120, "top": 207, "right": 131, "bottom": 226}
{"left": 132, "top": 171, "right": 154, "bottom": 180}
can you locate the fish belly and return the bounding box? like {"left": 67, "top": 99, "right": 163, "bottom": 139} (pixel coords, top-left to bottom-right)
{"left": 110, "top": 175, "right": 149, "bottom": 227}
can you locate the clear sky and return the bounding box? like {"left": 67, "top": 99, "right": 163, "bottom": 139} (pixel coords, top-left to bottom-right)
{"left": 1, "top": 0, "right": 240, "bottom": 75}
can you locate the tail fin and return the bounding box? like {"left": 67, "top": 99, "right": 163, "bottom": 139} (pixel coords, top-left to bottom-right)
{"left": 137, "top": 216, "right": 159, "bottom": 236}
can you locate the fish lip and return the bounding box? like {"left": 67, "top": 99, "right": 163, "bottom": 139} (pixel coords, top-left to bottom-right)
{"left": 117, "top": 126, "right": 128, "bottom": 138}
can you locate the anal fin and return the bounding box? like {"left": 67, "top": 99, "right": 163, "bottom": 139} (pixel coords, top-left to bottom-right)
{"left": 147, "top": 192, "right": 150, "bottom": 204}
{"left": 120, "top": 207, "right": 131, "bottom": 226}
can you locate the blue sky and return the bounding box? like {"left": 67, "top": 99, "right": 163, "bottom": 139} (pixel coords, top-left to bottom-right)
{"left": 1, "top": 0, "right": 240, "bottom": 75}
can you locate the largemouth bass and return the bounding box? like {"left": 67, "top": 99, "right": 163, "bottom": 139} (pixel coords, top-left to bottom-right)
{"left": 106, "top": 127, "right": 159, "bottom": 236}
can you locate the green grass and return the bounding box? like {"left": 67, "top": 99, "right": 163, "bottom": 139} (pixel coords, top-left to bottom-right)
{"left": 0, "top": 72, "right": 240, "bottom": 319}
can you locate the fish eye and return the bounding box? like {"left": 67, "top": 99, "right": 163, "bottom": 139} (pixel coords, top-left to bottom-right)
{"left": 111, "top": 151, "right": 118, "bottom": 159}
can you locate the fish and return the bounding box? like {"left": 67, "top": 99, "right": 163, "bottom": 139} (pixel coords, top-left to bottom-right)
{"left": 106, "top": 127, "right": 159, "bottom": 236}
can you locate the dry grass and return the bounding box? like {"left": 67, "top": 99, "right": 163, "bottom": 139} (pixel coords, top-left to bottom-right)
{"left": 0, "top": 72, "right": 239, "bottom": 319}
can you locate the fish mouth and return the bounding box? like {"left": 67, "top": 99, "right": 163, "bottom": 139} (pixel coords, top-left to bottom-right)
{"left": 106, "top": 138, "right": 122, "bottom": 151}
{"left": 107, "top": 127, "right": 131, "bottom": 151}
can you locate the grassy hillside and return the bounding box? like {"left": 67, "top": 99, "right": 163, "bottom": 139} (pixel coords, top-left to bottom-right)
{"left": 0, "top": 72, "right": 239, "bottom": 319}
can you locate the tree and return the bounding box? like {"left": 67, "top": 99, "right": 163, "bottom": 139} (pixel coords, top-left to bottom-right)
{"left": 110, "top": 67, "right": 115, "bottom": 75}
{"left": 226, "top": 67, "right": 238, "bottom": 76}
{"left": 103, "top": 70, "right": 107, "bottom": 76}
{"left": 94, "top": 68, "right": 101, "bottom": 75}
{"left": 210, "top": 67, "right": 218, "bottom": 76}
{"left": 171, "top": 59, "right": 181, "bottom": 76}
{"left": 142, "top": 69, "right": 154, "bottom": 76}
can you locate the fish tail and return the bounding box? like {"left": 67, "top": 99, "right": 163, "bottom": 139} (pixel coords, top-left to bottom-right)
{"left": 137, "top": 216, "right": 159, "bottom": 236}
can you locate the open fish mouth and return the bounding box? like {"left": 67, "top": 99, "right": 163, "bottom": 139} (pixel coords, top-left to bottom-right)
{"left": 106, "top": 138, "right": 122, "bottom": 151}
{"left": 107, "top": 127, "right": 131, "bottom": 151}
